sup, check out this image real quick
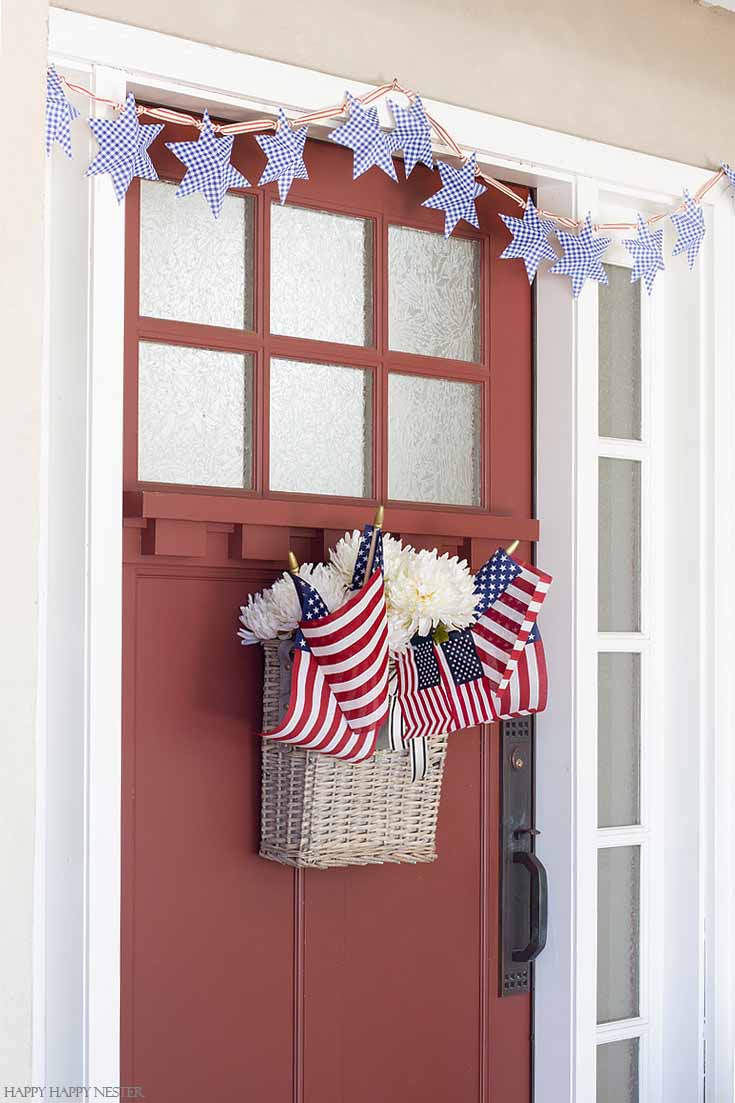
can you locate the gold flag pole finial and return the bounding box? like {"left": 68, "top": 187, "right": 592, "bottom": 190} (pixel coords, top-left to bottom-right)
{"left": 374, "top": 504, "right": 384, "bottom": 529}
{"left": 505, "top": 539, "right": 520, "bottom": 557}
{"left": 288, "top": 551, "right": 300, "bottom": 574}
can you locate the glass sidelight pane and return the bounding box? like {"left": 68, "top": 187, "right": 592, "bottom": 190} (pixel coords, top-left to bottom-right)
{"left": 269, "top": 358, "right": 372, "bottom": 496}
{"left": 139, "top": 180, "right": 253, "bottom": 329}
{"left": 388, "top": 373, "right": 481, "bottom": 505}
{"left": 598, "top": 458, "right": 641, "bottom": 631}
{"left": 599, "top": 265, "right": 641, "bottom": 440}
{"left": 597, "top": 846, "right": 640, "bottom": 1023}
{"left": 388, "top": 225, "right": 481, "bottom": 362}
{"left": 598, "top": 653, "right": 641, "bottom": 828}
{"left": 138, "top": 342, "right": 253, "bottom": 488}
{"left": 597, "top": 1038, "right": 639, "bottom": 1103}
{"left": 270, "top": 204, "right": 373, "bottom": 345}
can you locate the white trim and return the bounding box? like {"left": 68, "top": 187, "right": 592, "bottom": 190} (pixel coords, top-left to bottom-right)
{"left": 43, "top": 10, "right": 735, "bottom": 1102}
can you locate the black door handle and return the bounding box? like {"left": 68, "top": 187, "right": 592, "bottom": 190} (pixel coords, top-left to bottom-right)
{"left": 511, "top": 850, "right": 549, "bottom": 963}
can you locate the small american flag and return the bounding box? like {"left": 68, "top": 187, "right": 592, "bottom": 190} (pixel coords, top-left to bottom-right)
{"left": 262, "top": 567, "right": 390, "bottom": 762}
{"left": 494, "top": 625, "right": 548, "bottom": 719}
{"left": 395, "top": 635, "right": 454, "bottom": 738}
{"left": 472, "top": 549, "right": 551, "bottom": 694}
{"left": 436, "top": 627, "right": 498, "bottom": 731}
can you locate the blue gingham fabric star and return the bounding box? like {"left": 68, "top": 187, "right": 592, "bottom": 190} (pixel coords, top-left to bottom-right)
{"left": 722, "top": 163, "right": 735, "bottom": 191}
{"left": 622, "top": 214, "right": 665, "bottom": 295}
{"left": 422, "top": 153, "right": 486, "bottom": 238}
{"left": 86, "top": 92, "right": 163, "bottom": 202}
{"left": 45, "top": 66, "right": 79, "bottom": 158}
{"left": 549, "top": 213, "right": 611, "bottom": 298}
{"left": 166, "top": 110, "right": 251, "bottom": 218}
{"left": 327, "top": 91, "right": 398, "bottom": 181}
{"left": 499, "top": 198, "right": 558, "bottom": 283}
{"left": 671, "top": 191, "right": 706, "bottom": 270}
{"left": 256, "top": 107, "right": 308, "bottom": 204}
{"left": 387, "top": 95, "right": 433, "bottom": 177}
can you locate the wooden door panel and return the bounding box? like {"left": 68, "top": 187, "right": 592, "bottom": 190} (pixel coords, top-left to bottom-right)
{"left": 122, "top": 566, "right": 294, "bottom": 1102}
{"left": 303, "top": 730, "right": 483, "bottom": 1103}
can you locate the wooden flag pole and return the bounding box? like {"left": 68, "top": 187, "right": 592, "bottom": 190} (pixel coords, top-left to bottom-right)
{"left": 363, "top": 505, "right": 384, "bottom": 583}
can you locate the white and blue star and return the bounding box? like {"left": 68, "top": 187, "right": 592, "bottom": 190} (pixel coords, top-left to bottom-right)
{"left": 85, "top": 92, "right": 163, "bottom": 202}
{"left": 671, "top": 190, "right": 706, "bottom": 270}
{"left": 45, "top": 66, "right": 79, "bottom": 159}
{"left": 166, "top": 110, "right": 251, "bottom": 218}
{"left": 622, "top": 214, "right": 665, "bottom": 295}
{"left": 549, "top": 214, "right": 611, "bottom": 298}
{"left": 499, "top": 198, "right": 558, "bottom": 283}
{"left": 387, "top": 95, "right": 433, "bottom": 178}
{"left": 256, "top": 107, "right": 308, "bottom": 204}
{"left": 422, "top": 153, "right": 486, "bottom": 238}
{"left": 328, "top": 91, "right": 397, "bottom": 181}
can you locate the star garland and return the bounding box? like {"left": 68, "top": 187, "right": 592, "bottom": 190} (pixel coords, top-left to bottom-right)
{"left": 46, "top": 66, "right": 735, "bottom": 281}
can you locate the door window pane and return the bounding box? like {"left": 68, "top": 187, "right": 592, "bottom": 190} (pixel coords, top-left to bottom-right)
{"left": 138, "top": 342, "right": 253, "bottom": 488}
{"left": 597, "top": 1038, "right": 639, "bottom": 1103}
{"left": 388, "top": 373, "right": 481, "bottom": 505}
{"left": 599, "top": 265, "right": 641, "bottom": 440}
{"left": 598, "top": 653, "right": 641, "bottom": 828}
{"left": 597, "top": 846, "right": 640, "bottom": 1023}
{"left": 388, "top": 225, "right": 481, "bottom": 362}
{"left": 139, "top": 180, "right": 253, "bottom": 329}
{"left": 599, "top": 458, "right": 641, "bottom": 631}
{"left": 269, "top": 358, "right": 372, "bottom": 496}
{"left": 270, "top": 204, "right": 373, "bottom": 346}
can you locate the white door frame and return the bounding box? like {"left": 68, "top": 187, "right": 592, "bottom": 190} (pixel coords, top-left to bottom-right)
{"left": 42, "top": 10, "right": 735, "bottom": 1100}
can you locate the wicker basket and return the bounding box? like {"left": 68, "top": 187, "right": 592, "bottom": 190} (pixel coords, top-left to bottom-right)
{"left": 259, "top": 639, "right": 448, "bottom": 868}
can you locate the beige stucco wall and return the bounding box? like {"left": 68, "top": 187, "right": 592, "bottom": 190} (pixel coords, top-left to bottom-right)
{"left": 60, "top": 0, "right": 735, "bottom": 167}
{"left": 2, "top": 0, "right": 734, "bottom": 1087}
{"left": 0, "top": 0, "right": 48, "bottom": 1088}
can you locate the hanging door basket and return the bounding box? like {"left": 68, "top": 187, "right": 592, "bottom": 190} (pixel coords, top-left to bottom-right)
{"left": 259, "top": 640, "right": 448, "bottom": 868}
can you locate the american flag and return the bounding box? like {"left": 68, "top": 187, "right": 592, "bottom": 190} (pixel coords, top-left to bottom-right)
{"left": 262, "top": 555, "right": 390, "bottom": 762}
{"left": 350, "top": 523, "right": 384, "bottom": 589}
{"left": 436, "top": 627, "right": 498, "bottom": 731}
{"left": 494, "top": 625, "right": 548, "bottom": 719}
{"left": 395, "top": 634, "right": 454, "bottom": 738}
{"left": 394, "top": 549, "right": 552, "bottom": 740}
{"left": 472, "top": 549, "right": 552, "bottom": 694}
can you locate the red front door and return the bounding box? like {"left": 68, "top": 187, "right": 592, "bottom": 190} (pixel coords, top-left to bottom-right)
{"left": 121, "top": 123, "right": 537, "bottom": 1102}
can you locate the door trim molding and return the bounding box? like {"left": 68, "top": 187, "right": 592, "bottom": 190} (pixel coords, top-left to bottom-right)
{"left": 43, "top": 10, "right": 735, "bottom": 1101}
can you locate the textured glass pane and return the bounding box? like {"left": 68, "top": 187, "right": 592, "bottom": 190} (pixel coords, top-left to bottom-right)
{"left": 597, "top": 1039, "right": 639, "bottom": 1103}
{"left": 269, "top": 358, "right": 372, "bottom": 496}
{"left": 388, "top": 225, "right": 481, "bottom": 361}
{"left": 388, "top": 373, "right": 481, "bottom": 505}
{"left": 138, "top": 342, "right": 252, "bottom": 488}
{"left": 599, "top": 265, "right": 641, "bottom": 440}
{"left": 139, "top": 180, "right": 253, "bottom": 329}
{"left": 598, "top": 653, "right": 641, "bottom": 828}
{"left": 270, "top": 204, "right": 373, "bottom": 345}
{"left": 597, "top": 846, "right": 640, "bottom": 1023}
{"left": 599, "top": 458, "right": 641, "bottom": 632}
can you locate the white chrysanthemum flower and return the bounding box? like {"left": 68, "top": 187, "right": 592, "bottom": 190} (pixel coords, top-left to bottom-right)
{"left": 238, "top": 562, "right": 348, "bottom": 644}
{"left": 387, "top": 548, "right": 476, "bottom": 641}
{"left": 330, "top": 530, "right": 410, "bottom": 587}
